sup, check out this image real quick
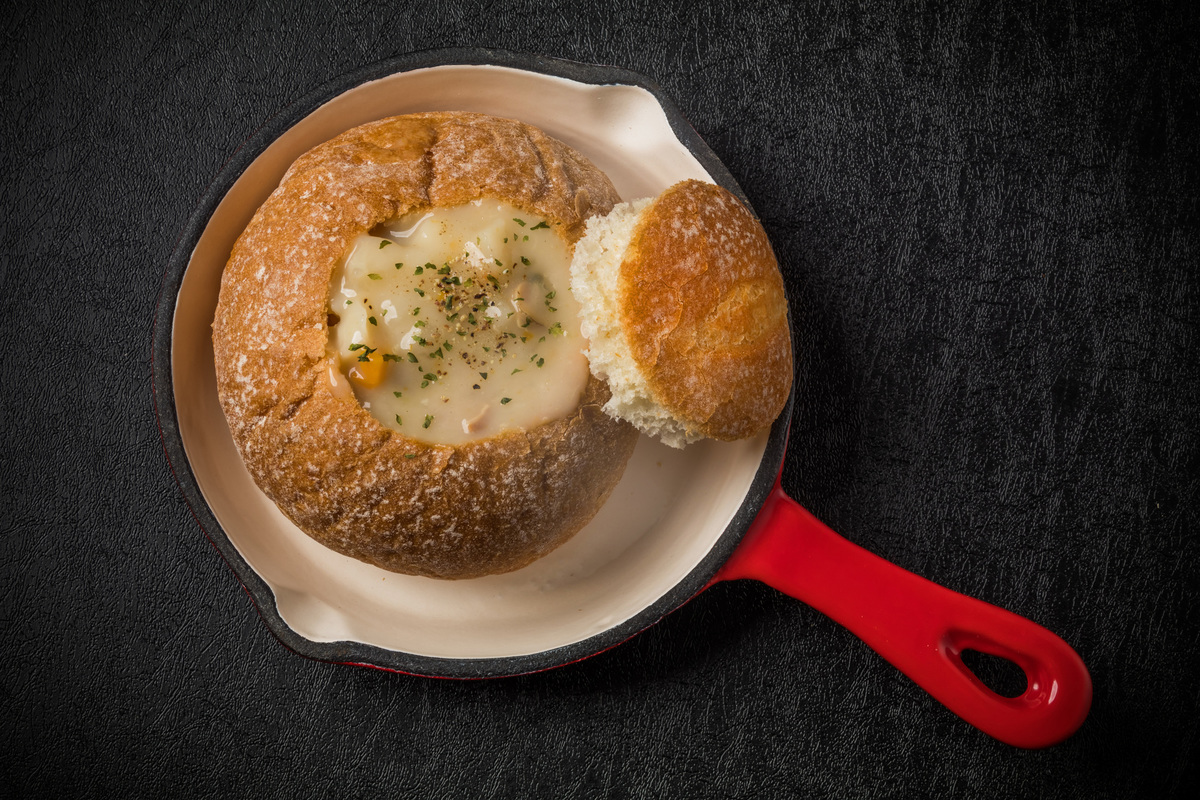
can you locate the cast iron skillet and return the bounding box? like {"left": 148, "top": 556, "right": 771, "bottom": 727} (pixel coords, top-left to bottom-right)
{"left": 152, "top": 49, "right": 1091, "bottom": 749}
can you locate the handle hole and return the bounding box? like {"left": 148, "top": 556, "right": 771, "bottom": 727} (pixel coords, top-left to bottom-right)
{"left": 961, "top": 649, "right": 1028, "bottom": 698}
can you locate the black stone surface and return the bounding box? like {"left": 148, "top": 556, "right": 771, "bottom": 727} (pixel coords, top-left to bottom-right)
{"left": 2, "top": 1, "right": 1197, "bottom": 797}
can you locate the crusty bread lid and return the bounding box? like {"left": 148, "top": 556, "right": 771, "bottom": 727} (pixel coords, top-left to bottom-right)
{"left": 618, "top": 180, "right": 792, "bottom": 441}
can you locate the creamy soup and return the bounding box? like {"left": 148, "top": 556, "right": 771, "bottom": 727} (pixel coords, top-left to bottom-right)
{"left": 326, "top": 200, "right": 590, "bottom": 444}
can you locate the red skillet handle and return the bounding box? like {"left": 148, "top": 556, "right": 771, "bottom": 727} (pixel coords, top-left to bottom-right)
{"left": 715, "top": 479, "right": 1092, "bottom": 748}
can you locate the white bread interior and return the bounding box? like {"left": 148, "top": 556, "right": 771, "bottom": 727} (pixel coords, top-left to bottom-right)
{"left": 571, "top": 198, "right": 702, "bottom": 448}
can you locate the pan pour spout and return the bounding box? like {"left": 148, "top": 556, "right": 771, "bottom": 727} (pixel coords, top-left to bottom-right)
{"left": 714, "top": 474, "right": 1093, "bottom": 749}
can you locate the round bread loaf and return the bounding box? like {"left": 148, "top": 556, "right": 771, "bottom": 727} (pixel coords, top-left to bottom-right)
{"left": 213, "top": 112, "right": 639, "bottom": 579}
{"left": 571, "top": 179, "right": 792, "bottom": 447}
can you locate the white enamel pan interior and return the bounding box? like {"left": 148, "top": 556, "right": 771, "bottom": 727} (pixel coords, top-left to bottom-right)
{"left": 154, "top": 51, "right": 789, "bottom": 677}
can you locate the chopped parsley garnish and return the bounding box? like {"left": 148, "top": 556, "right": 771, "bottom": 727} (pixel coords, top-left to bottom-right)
{"left": 513, "top": 218, "right": 526, "bottom": 227}
{"left": 548, "top": 322, "right": 564, "bottom": 336}
{"left": 368, "top": 273, "right": 381, "bottom": 280}
{"left": 379, "top": 240, "right": 392, "bottom": 248}
{"left": 395, "top": 262, "right": 404, "bottom": 270}
{"left": 368, "top": 316, "right": 377, "bottom": 326}
{"left": 437, "top": 264, "right": 451, "bottom": 275}
{"left": 520, "top": 256, "right": 530, "bottom": 266}
{"left": 382, "top": 353, "right": 403, "bottom": 362}
{"left": 500, "top": 397, "right": 512, "bottom": 404}
{"left": 530, "top": 221, "right": 550, "bottom": 230}
{"left": 411, "top": 307, "right": 421, "bottom": 316}
{"left": 344, "top": 299, "right": 352, "bottom": 306}
{"left": 422, "top": 414, "right": 433, "bottom": 429}
{"left": 537, "top": 358, "right": 544, "bottom": 368}
{"left": 423, "top": 373, "right": 437, "bottom": 382}
{"left": 407, "top": 352, "right": 419, "bottom": 363}
{"left": 511, "top": 368, "right": 522, "bottom": 375}
{"left": 404, "top": 453, "right": 416, "bottom": 459}
{"left": 393, "top": 391, "right": 403, "bottom": 397}
{"left": 414, "top": 265, "right": 424, "bottom": 275}
{"left": 395, "top": 414, "right": 402, "bottom": 425}
{"left": 479, "top": 372, "right": 488, "bottom": 380}
{"left": 493, "top": 258, "right": 503, "bottom": 267}
{"left": 415, "top": 288, "right": 425, "bottom": 297}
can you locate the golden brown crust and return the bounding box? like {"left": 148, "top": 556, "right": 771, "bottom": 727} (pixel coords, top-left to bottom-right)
{"left": 618, "top": 180, "right": 792, "bottom": 440}
{"left": 213, "top": 112, "right": 637, "bottom": 579}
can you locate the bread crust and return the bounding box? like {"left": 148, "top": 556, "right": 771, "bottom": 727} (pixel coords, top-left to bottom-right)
{"left": 213, "top": 112, "right": 638, "bottom": 579}
{"left": 619, "top": 180, "right": 792, "bottom": 440}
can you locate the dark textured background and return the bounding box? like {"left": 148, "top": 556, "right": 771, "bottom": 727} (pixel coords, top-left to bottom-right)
{"left": 2, "top": 0, "right": 1197, "bottom": 797}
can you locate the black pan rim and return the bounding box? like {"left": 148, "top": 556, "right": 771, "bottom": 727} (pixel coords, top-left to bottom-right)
{"left": 151, "top": 46, "right": 792, "bottom": 679}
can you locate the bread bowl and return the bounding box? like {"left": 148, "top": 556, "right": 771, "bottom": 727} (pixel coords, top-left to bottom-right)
{"left": 212, "top": 111, "right": 638, "bottom": 579}
{"left": 572, "top": 179, "right": 793, "bottom": 447}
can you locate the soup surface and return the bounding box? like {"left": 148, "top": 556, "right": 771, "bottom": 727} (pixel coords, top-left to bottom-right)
{"left": 327, "top": 200, "right": 589, "bottom": 444}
